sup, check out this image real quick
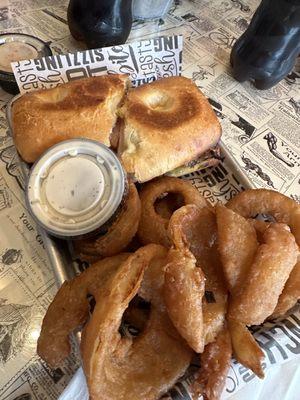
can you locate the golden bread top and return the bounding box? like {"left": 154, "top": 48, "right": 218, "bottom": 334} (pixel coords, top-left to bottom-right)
{"left": 12, "top": 74, "right": 129, "bottom": 163}
{"left": 122, "top": 76, "right": 204, "bottom": 129}
{"left": 19, "top": 75, "right": 128, "bottom": 111}
{"left": 118, "top": 76, "right": 222, "bottom": 182}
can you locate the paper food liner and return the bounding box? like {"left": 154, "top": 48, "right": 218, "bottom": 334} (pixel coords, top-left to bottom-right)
{"left": 11, "top": 35, "right": 300, "bottom": 399}
{"left": 12, "top": 35, "right": 182, "bottom": 93}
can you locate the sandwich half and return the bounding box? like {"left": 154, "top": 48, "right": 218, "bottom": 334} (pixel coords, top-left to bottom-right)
{"left": 12, "top": 74, "right": 129, "bottom": 163}
{"left": 117, "top": 76, "right": 222, "bottom": 182}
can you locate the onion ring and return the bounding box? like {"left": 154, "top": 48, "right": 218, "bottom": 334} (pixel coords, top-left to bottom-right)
{"left": 74, "top": 183, "right": 141, "bottom": 262}
{"left": 228, "top": 319, "right": 264, "bottom": 379}
{"left": 249, "top": 216, "right": 295, "bottom": 308}
{"left": 191, "top": 326, "right": 232, "bottom": 400}
{"left": 81, "top": 243, "right": 193, "bottom": 400}
{"left": 273, "top": 212, "right": 300, "bottom": 317}
{"left": 137, "top": 176, "right": 209, "bottom": 247}
{"left": 272, "top": 263, "right": 300, "bottom": 317}
{"left": 216, "top": 204, "right": 258, "bottom": 294}
{"left": 227, "top": 189, "right": 300, "bottom": 316}
{"left": 228, "top": 223, "right": 299, "bottom": 325}
{"left": 37, "top": 253, "right": 130, "bottom": 367}
{"left": 164, "top": 247, "right": 205, "bottom": 353}
{"left": 227, "top": 189, "right": 300, "bottom": 228}
{"left": 155, "top": 192, "right": 185, "bottom": 219}
{"left": 168, "top": 204, "right": 227, "bottom": 345}
{"left": 216, "top": 205, "right": 265, "bottom": 376}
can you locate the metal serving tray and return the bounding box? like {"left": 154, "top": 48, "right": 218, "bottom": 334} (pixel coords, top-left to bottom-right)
{"left": 6, "top": 93, "right": 255, "bottom": 288}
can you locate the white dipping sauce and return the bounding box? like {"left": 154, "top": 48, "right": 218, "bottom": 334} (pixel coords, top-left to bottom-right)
{"left": 0, "top": 41, "right": 38, "bottom": 72}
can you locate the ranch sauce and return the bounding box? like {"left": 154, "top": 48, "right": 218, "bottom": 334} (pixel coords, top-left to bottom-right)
{"left": 0, "top": 41, "right": 38, "bottom": 72}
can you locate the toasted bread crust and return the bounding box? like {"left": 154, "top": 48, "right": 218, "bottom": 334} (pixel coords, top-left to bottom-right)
{"left": 12, "top": 75, "right": 129, "bottom": 163}
{"left": 118, "top": 76, "right": 221, "bottom": 182}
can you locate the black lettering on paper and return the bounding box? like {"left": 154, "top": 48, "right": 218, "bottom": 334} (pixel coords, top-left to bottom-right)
{"left": 257, "top": 333, "right": 288, "bottom": 364}
{"left": 86, "top": 65, "right": 107, "bottom": 76}
{"left": 94, "top": 48, "right": 104, "bottom": 62}
{"left": 82, "top": 51, "right": 89, "bottom": 65}
{"left": 212, "top": 164, "right": 228, "bottom": 182}
{"left": 45, "top": 56, "right": 58, "bottom": 70}
{"left": 73, "top": 52, "right": 81, "bottom": 66}
{"left": 66, "top": 67, "right": 88, "bottom": 81}
{"left": 34, "top": 58, "right": 46, "bottom": 71}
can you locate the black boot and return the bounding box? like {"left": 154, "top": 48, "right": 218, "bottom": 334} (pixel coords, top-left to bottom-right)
{"left": 230, "top": 0, "right": 300, "bottom": 90}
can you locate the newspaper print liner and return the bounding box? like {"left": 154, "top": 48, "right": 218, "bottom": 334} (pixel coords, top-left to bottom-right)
{"left": 11, "top": 35, "right": 183, "bottom": 93}
{"left": 7, "top": 34, "right": 300, "bottom": 399}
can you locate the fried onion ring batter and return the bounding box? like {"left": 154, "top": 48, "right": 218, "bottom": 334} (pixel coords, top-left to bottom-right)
{"left": 227, "top": 189, "right": 300, "bottom": 316}
{"left": 227, "top": 189, "right": 300, "bottom": 227}
{"left": 216, "top": 205, "right": 258, "bottom": 294}
{"left": 164, "top": 247, "right": 205, "bottom": 353}
{"left": 228, "top": 223, "right": 298, "bottom": 325}
{"left": 138, "top": 176, "right": 209, "bottom": 247}
{"left": 216, "top": 205, "right": 265, "bottom": 377}
{"left": 228, "top": 319, "right": 264, "bottom": 378}
{"left": 81, "top": 244, "right": 193, "bottom": 400}
{"left": 168, "top": 204, "right": 227, "bottom": 345}
{"left": 273, "top": 212, "right": 300, "bottom": 317}
{"left": 191, "top": 326, "right": 232, "bottom": 400}
{"left": 37, "top": 253, "right": 130, "bottom": 367}
{"left": 74, "top": 183, "right": 141, "bottom": 262}
{"left": 272, "top": 264, "right": 300, "bottom": 317}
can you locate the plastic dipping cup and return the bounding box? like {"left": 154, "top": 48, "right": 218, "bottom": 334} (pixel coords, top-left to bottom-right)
{"left": 26, "top": 139, "right": 127, "bottom": 239}
{"left": 0, "top": 32, "right": 52, "bottom": 94}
